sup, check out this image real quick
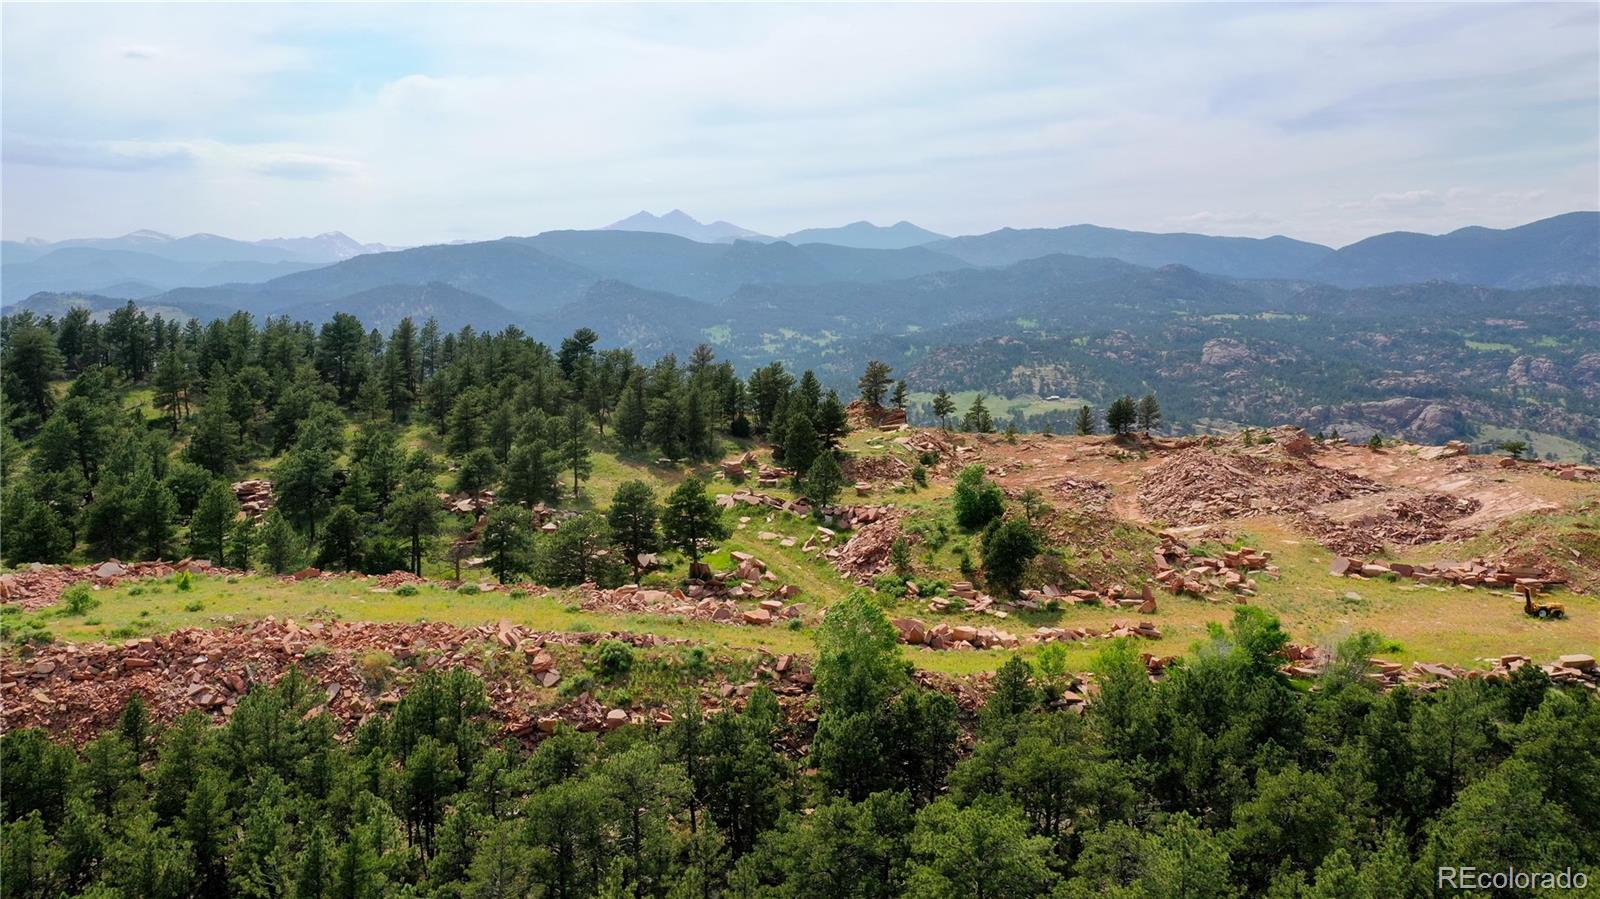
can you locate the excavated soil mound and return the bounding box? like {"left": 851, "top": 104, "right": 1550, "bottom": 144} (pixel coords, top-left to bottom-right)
{"left": 827, "top": 511, "right": 913, "bottom": 583}
{"left": 1299, "top": 492, "right": 1482, "bottom": 556}
{"left": 1138, "top": 447, "right": 1386, "bottom": 526}
{"left": 1048, "top": 478, "right": 1113, "bottom": 514}
{"left": 843, "top": 454, "right": 911, "bottom": 485}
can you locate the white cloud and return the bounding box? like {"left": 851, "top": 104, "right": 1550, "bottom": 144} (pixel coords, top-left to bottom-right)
{"left": 2, "top": 3, "right": 1595, "bottom": 246}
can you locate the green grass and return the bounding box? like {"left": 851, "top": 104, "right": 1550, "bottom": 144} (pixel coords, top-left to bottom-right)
{"left": 906, "top": 391, "right": 1089, "bottom": 421}
{"left": 1464, "top": 339, "right": 1517, "bottom": 352}
{"left": 1472, "top": 424, "right": 1593, "bottom": 463}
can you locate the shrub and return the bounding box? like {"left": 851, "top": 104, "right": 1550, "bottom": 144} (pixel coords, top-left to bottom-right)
{"left": 595, "top": 640, "right": 635, "bottom": 681}
{"left": 184, "top": 600, "right": 204, "bottom": 612}
{"left": 910, "top": 463, "right": 928, "bottom": 488}
{"left": 175, "top": 571, "right": 194, "bottom": 592}
{"left": 509, "top": 588, "right": 528, "bottom": 599}
{"left": 60, "top": 583, "right": 100, "bottom": 616}
{"left": 679, "top": 646, "right": 710, "bottom": 680}
{"left": 394, "top": 583, "right": 420, "bottom": 597}
{"left": 457, "top": 584, "right": 481, "bottom": 596}
{"left": 952, "top": 464, "right": 1005, "bottom": 531}
{"left": 358, "top": 651, "right": 396, "bottom": 692}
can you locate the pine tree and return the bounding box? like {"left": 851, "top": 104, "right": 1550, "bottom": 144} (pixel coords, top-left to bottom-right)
{"left": 227, "top": 519, "right": 256, "bottom": 570}
{"left": 316, "top": 504, "right": 364, "bottom": 571}
{"left": 480, "top": 505, "right": 535, "bottom": 584}
{"left": 185, "top": 403, "right": 237, "bottom": 476}
{"left": 504, "top": 440, "right": 559, "bottom": 507}
{"left": 258, "top": 509, "right": 299, "bottom": 574}
{"left": 858, "top": 360, "right": 893, "bottom": 407}
{"left": 891, "top": 380, "right": 909, "bottom": 412}
{"left": 932, "top": 390, "right": 956, "bottom": 430}
{"left": 387, "top": 478, "right": 441, "bottom": 576}
{"left": 1136, "top": 393, "right": 1162, "bottom": 433}
{"left": 613, "top": 374, "right": 648, "bottom": 449}
{"left": 1105, "top": 395, "right": 1137, "bottom": 435}
{"left": 275, "top": 443, "right": 334, "bottom": 545}
{"left": 815, "top": 390, "right": 850, "bottom": 448}
{"left": 536, "top": 512, "right": 624, "bottom": 587}
{"left": 556, "top": 404, "right": 593, "bottom": 501}
{"left": 607, "top": 481, "right": 661, "bottom": 578}
{"left": 783, "top": 411, "right": 821, "bottom": 479}
{"left": 1074, "top": 404, "right": 1094, "bottom": 435}
{"left": 661, "top": 477, "right": 729, "bottom": 562}
{"left": 133, "top": 468, "right": 178, "bottom": 560}
{"left": 152, "top": 349, "right": 191, "bottom": 432}
{"left": 804, "top": 451, "right": 846, "bottom": 508}
{"left": 1, "top": 484, "right": 72, "bottom": 564}
{"left": 190, "top": 481, "right": 240, "bottom": 565}
{"left": 961, "top": 394, "right": 994, "bottom": 433}
{"left": 980, "top": 517, "right": 1040, "bottom": 596}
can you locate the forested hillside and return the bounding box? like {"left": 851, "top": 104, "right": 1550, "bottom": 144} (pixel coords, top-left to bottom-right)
{"left": 2, "top": 297, "right": 1597, "bottom": 899}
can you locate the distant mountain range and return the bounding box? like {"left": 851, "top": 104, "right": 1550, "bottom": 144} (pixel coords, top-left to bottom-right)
{"left": 1302, "top": 212, "right": 1600, "bottom": 289}
{"left": 602, "top": 210, "right": 766, "bottom": 243}
{"left": 7, "top": 212, "right": 1596, "bottom": 324}
{"left": 0, "top": 230, "right": 398, "bottom": 303}
{"left": 781, "top": 220, "right": 948, "bottom": 249}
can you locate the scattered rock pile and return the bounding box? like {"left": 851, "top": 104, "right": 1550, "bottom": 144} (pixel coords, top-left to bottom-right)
{"left": 1498, "top": 457, "right": 1600, "bottom": 483}
{"left": 0, "top": 560, "right": 248, "bottom": 612}
{"left": 717, "top": 490, "right": 812, "bottom": 518}
{"left": 439, "top": 489, "right": 497, "bottom": 515}
{"left": 1047, "top": 478, "right": 1112, "bottom": 514}
{"left": 1151, "top": 536, "right": 1274, "bottom": 598}
{"left": 1299, "top": 492, "right": 1481, "bottom": 556}
{"left": 1278, "top": 645, "right": 1598, "bottom": 692}
{"left": 718, "top": 451, "right": 759, "bottom": 481}
{"left": 578, "top": 555, "right": 806, "bottom": 624}
{"left": 1032, "top": 619, "right": 1163, "bottom": 643}
{"left": 1327, "top": 556, "right": 1565, "bottom": 592}
{"left": 0, "top": 617, "right": 684, "bottom": 743}
{"left": 825, "top": 510, "right": 909, "bottom": 582}
{"left": 1018, "top": 582, "right": 1157, "bottom": 614}
{"left": 232, "top": 479, "right": 274, "bottom": 517}
{"left": 890, "top": 616, "right": 1162, "bottom": 651}
{"left": 1138, "top": 446, "right": 1386, "bottom": 525}
{"left": 843, "top": 454, "right": 911, "bottom": 486}
{"left": 893, "top": 431, "right": 972, "bottom": 474}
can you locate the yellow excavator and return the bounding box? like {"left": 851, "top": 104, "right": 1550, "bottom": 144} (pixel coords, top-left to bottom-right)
{"left": 1520, "top": 584, "right": 1566, "bottom": 620}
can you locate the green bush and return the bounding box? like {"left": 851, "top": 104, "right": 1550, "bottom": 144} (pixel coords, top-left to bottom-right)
{"left": 457, "top": 584, "right": 481, "bottom": 596}
{"left": 184, "top": 600, "right": 205, "bottom": 612}
{"left": 394, "top": 583, "right": 420, "bottom": 597}
{"left": 175, "top": 571, "right": 194, "bottom": 592}
{"left": 595, "top": 640, "right": 635, "bottom": 681}
{"left": 60, "top": 584, "right": 100, "bottom": 617}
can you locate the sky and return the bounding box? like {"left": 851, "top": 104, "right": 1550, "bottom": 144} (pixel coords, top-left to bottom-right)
{"left": 3, "top": 2, "right": 1597, "bottom": 248}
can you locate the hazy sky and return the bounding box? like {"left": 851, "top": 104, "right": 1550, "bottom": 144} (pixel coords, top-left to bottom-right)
{"left": 3, "top": 2, "right": 1596, "bottom": 247}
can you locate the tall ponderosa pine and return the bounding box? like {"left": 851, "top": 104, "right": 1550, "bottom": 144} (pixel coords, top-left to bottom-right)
{"left": 962, "top": 395, "right": 994, "bottom": 433}
{"left": 556, "top": 404, "right": 593, "bottom": 500}
{"left": 931, "top": 389, "right": 956, "bottom": 430}
{"left": 1105, "top": 394, "right": 1137, "bottom": 436}
{"left": 480, "top": 505, "right": 535, "bottom": 583}
{"left": 858, "top": 360, "right": 893, "bottom": 407}
{"left": 661, "top": 477, "right": 728, "bottom": 562}
{"left": 607, "top": 481, "right": 660, "bottom": 578}
{"left": 782, "top": 411, "right": 821, "bottom": 480}
{"left": 190, "top": 481, "right": 240, "bottom": 565}
{"left": 804, "top": 451, "right": 845, "bottom": 508}
{"left": 1074, "top": 404, "right": 1095, "bottom": 436}
{"left": 1136, "top": 393, "right": 1161, "bottom": 433}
